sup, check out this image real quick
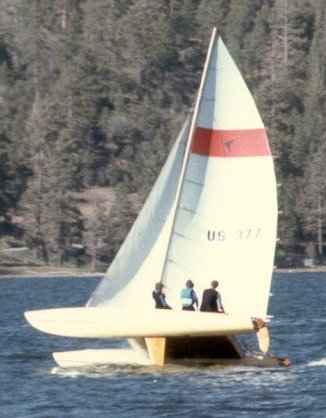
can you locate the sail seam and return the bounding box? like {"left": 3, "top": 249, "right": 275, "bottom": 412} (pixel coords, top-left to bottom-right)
{"left": 178, "top": 205, "right": 196, "bottom": 214}
{"left": 184, "top": 178, "right": 204, "bottom": 187}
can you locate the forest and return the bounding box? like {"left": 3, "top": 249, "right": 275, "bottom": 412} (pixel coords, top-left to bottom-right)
{"left": 0, "top": 0, "right": 326, "bottom": 270}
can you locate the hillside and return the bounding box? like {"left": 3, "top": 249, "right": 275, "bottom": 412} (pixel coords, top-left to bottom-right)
{"left": 0, "top": 0, "right": 326, "bottom": 268}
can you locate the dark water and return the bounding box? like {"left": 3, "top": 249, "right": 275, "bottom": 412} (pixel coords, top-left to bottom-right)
{"left": 0, "top": 273, "right": 325, "bottom": 418}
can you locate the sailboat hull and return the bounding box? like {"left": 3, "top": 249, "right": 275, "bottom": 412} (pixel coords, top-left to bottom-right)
{"left": 25, "top": 307, "right": 254, "bottom": 338}
{"left": 52, "top": 348, "right": 152, "bottom": 368}
{"left": 52, "top": 336, "right": 242, "bottom": 368}
{"left": 52, "top": 337, "right": 288, "bottom": 369}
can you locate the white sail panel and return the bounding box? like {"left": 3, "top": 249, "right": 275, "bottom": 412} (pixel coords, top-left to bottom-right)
{"left": 88, "top": 119, "right": 190, "bottom": 308}
{"left": 197, "top": 37, "right": 264, "bottom": 130}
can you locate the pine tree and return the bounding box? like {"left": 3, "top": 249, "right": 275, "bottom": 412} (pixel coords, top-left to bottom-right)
{"left": 84, "top": 202, "right": 110, "bottom": 271}
{"left": 120, "top": 1, "right": 177, "bottom": 90}
{"left": 196, "top": 0, "right": 230, "bottom": 39}
{"left": 20, "top": 93, "right": 83, "bottom": 264}
{"left": 105, "top": 185, "right": 136, "bottom": 260}
{"left": 15, "top": 0, "right": 62, "bottom": 94}
{"left": 297, "top": 2, "right": 326, "bottom": 259}
{"left": 301, "top": 139, "right": 326, "bottom": 260}
{"left": 225, "top": 0, "right": 263, "bottom": 66}
{"left": 241, "top": 1, "right": 272, "bottom": 86}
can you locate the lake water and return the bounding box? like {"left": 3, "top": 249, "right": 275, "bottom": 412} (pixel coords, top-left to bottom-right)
{"left": 0, "top": 273, "right": 325, "bottom": 418}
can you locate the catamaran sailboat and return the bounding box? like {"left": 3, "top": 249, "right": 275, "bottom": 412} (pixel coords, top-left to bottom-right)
{"left": 25, "top": 28, "right": 287, "bottom": 368}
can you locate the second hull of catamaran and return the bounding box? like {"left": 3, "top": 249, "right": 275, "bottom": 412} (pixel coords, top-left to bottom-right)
{"left": 51, "top": 337, "right": 287, "bottom": 369}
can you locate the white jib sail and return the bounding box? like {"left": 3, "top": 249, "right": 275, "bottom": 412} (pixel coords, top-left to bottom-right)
{"left": 88, "top": 117, "right": 191, "bottom": 309}
{"left": 89, "top": 29, "right": 278, "bottom": 323}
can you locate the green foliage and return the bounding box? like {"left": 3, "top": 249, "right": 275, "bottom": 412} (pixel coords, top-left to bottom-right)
{"left": 1, "top": 0, "right": 326, "bottom": 267}
{"left": 105, "top": 185, "right": 136, "bottom": 260}
{"left": 84, "top": 202, "right": 110, "bottom": 270}
{"left": 19, "top": 92, "right": 83, "bottom": 264}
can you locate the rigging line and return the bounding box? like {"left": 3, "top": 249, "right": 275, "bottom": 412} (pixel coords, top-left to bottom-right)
{"left": 159, "top": 28, "right": 218, "bottom": 284}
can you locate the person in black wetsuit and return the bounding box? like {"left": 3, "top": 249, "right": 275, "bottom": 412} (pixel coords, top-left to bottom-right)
{"left": 152, "top": 282, "right": 171, "bottom": 309}
{"left": 200, "top": 280, "right": 225, "bottom": 313}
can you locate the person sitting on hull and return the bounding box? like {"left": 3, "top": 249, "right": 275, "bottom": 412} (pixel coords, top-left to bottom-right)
{"left": 200, "top": 280, "right": 225, "bottom": 313}
{"left": 180, "top": 279, "right": 198, "bottom": 311}
{"left": 152, "top": 282, "right": 171, "bottom": 309}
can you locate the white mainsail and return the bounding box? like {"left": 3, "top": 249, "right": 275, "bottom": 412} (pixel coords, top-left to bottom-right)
{"left": 88, "top": 29, "right": 278, "bottom": 321}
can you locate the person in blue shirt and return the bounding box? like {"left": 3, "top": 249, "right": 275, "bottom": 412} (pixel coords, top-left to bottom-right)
{"left": 180, "top": 279, "right": 198, "bottom": 311}
{"left": 152, "top": 282, "right": 171, "bottom": 309}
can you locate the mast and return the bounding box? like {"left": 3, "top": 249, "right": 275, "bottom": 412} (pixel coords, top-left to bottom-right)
{"left": 159, "top": 28, "right": 218, "bottom": 283}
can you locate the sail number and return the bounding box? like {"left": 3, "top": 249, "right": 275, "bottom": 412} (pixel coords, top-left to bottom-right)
{"left": 207, "top": 228, "right": 261, "bottom": 242}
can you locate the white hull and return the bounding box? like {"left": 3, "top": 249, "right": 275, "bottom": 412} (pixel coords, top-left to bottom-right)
{"left": 25, "top": 307, "right": 254, "bottom": 338}
{"left": 52, "top": 344, "right": 288, "bottom": 369}
{"left": 53, "top": 348, "right": 152, "bottom": 368}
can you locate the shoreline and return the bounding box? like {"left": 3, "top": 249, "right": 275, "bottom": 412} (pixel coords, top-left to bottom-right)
{"left": 1, "top": 264, "right": 326, "bottom": 278}
{"left": 0, "top": 265, "right": 105, "bottom": 279}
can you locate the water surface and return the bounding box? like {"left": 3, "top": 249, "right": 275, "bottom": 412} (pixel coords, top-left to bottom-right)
{"left": 0, "top": 273, "right": 325, "bottom": 417}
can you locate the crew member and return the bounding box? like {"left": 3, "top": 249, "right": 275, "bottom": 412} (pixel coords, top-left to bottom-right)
{"left": 180, "top": 279, "right": 198, "bottom": 311}
{"left": 200, "top": 280, "right": 224, "bottom": 313}
{"left": 152, "top": 282, "right": 171, "bottom": 309}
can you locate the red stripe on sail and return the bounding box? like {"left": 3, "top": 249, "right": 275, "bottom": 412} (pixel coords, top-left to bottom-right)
{"left": 192, "top": 128, "right": 271, "bottom": 157}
